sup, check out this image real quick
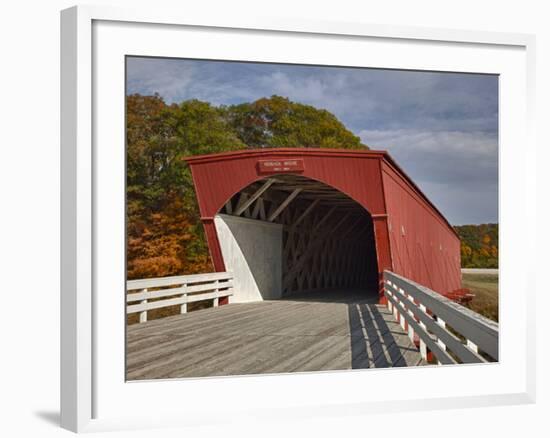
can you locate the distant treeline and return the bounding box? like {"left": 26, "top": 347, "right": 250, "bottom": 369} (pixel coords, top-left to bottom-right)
{"left": 454, "top": 223, "right": 498, "bottom": 268}
{"left": 126, "top": 94, "right": 366, "bottom": 279}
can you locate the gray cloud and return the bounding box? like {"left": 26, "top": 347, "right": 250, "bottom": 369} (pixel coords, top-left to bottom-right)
{"left": 360, "top": 129, "right": 497, "bottom": 183}
{"left": 127, "top": 57, "right": 498, "bottom": 225}
{"left": 359, "top": 129, "right": 498, "bottom": 223}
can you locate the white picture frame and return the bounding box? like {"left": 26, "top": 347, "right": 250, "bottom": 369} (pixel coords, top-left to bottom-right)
{"left": 60, "top": 5, "right": 536, "bottom": 433}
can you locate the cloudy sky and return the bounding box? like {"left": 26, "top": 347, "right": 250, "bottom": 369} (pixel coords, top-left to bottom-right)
{"left": 127, "top": 57, "right": 498, "bottom": 225}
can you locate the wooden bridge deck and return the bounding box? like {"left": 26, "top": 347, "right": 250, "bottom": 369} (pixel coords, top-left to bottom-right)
{"left": 126, "top": 290, "right": 426, "bottom": 380}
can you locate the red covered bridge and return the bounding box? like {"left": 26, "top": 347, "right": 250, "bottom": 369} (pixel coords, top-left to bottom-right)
{"left": 185, "top": 148, "right": 462, "bottom": 302}
{"left": 126, "top": 148, "right": 498, "bottom": 380}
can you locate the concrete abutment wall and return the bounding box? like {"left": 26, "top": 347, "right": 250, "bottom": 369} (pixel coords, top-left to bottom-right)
{"left": 215, "top": 214, "right": 283, "bottom": 303}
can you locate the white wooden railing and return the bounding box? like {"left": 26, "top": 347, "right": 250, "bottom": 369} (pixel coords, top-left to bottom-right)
{"left": 383, "top": 270, "right": 499, "bottom": 364}
{"left": 127, "top": 271, "right": 233, "bottom": 323}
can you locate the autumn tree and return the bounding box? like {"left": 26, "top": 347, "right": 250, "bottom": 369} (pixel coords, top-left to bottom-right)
{"left": 126, "top": 95, "right": 245, "bottom": 279}
{"left": 454, "top": 224, "right": 498, "bottom": 268}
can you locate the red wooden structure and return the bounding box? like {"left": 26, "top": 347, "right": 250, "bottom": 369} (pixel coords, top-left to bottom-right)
{"left": 184, "top": 148, "right": 461, "bottom": 302}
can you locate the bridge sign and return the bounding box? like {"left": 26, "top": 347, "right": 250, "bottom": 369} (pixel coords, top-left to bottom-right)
{"left": 257, "top": 158, "right": 305, "bottom": 174}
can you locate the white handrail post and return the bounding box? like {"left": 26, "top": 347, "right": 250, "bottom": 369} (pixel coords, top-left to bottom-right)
{"left": 386, "top": 280, "right": 394, "bottom": 314}
{"left": 418, "top": 303, "right": 428, "bottom": 360}
{"left": 180, "top": 283, "right": 188, "bottom": 314}
{"left": 398, "top": 289, "right": 407, "bottom": 331}
{"left": 213, "top": 279, "right": 219, "bottom": 307}
{"left": 467, "top": 339, "right": 479, "bottom": 353}
{"left": 436, "top": 316, "right": 447, "bottom": 365}
{"left": 139, "top": 288, "right": 148, "bottom": 323}
{"left": 391, "top": 283, "right": 400, "bottom": 323}
{"left": 407, "top": 294, "right": 415, "bottom": 343}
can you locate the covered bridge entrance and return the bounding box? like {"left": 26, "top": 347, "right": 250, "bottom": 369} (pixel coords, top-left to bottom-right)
{"left": 184, "top": 148, "right": 462, "bottom": 304}
{"left": 215, "top": 173, "right": 378, "bottom": 301}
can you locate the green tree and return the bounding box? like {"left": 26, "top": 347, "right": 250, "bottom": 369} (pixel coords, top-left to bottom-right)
{"left": 226, "top": 95, "right": 367, "bottom": 149}
{"left": 127, "top": 95, "right": 246, "bottom": 212}
{"left": 159, "top": 99, "right": 246, "bottom": 210}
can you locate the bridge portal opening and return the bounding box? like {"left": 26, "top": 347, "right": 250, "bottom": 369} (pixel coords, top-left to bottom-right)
{"left": 214, "top": 174, "right": 379, "bottom": 302}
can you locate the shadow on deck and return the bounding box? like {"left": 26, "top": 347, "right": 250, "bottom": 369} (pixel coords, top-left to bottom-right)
{"left": 126, "top": 289, "right": 425, "bottom": 380}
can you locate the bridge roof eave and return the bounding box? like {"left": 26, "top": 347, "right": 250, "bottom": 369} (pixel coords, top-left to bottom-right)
{"left": 182, "top": 147, "right": 459, "bottom": 240}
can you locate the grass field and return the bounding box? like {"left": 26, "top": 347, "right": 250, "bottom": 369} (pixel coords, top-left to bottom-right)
{"left": 462, "top": 273, "right": 499, "bottom": 322}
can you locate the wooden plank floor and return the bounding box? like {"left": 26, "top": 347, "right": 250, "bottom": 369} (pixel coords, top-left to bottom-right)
{"left": 126, "top": 290, "right": 426, "bottom": 380}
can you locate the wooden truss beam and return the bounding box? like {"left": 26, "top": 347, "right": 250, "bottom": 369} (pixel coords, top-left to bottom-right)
{"left": 283, "top": 209, "right": 353, "bottom": 289}
{"left": 312, "top": 205, "right": 337, "bottom": 234}
{"left": 234, "top": 178, "right": 275, "bottom": 216}
{"left": 251, "top": 197, "right": 266, "bottom": 220}
{"left": 292, "top": 199, "right": 320, "bottom": 229}
{"left": 268, "top": 188, "right": 302, "bottom": 222}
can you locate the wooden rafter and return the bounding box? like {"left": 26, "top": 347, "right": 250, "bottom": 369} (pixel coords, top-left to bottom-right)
{"left": 268, "top": 188, "right": 302, "bottom": 222}
{"left": 234, "top": 178, "right": 275, "bottom": 216}
{"left": 311, "top": 206, "right": 337, "bottom": 234}
{"left": 251, "top": 197, "right": 263, "bottom": 220}
{"left": 234, "top": 192, "right": 249, "bottom": 214}
{"left": 292, "top": 199, "right": 320, "bottom": 229}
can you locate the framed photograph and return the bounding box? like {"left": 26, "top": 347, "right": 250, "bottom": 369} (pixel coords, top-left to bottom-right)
{"left": 61, "top": 5, "right": 536, "bottom": 432}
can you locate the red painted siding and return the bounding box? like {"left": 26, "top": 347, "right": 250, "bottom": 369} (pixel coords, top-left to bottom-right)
{"left": 188, "top": 149, "right": 387, "bottom": 218}
{"left": 381, "top": 160, "right": 461, "bottom": 294}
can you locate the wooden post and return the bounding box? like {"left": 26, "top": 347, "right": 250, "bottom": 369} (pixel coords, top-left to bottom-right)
{"left": 251, "top": 197, "right": 264, "bottom": 219}
{"left": 436, "top": 316, "right": 447, "bottom": 365}
{"left": 467, "top": 339, "right": 479, "bottom": 353}
{"left": 407, "top": 294, "right": 415, "bottom": 343}
{"left": 180, "top": 283, "right": 188, "bottom": 314}
{"left": 399, "top": 288, "right": 409, "bottom": 332}
{"left": 386, "top": 282, "right": 394, "bottom": 314}
{"left": 399, "top": 300, "right": 407, "bottom": 331}
{"left": 213, "top": 279, "right": 219, "bottom": 307}
{"left": 139, "top": 288, "right": 148, "bottom": 323}
{"left": 418, "top": 303, "right": 428, "bottom": 360}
